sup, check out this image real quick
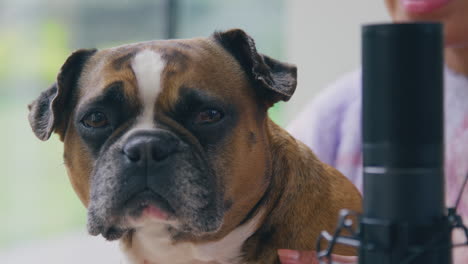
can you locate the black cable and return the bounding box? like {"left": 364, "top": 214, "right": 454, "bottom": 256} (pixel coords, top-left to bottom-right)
{"left": 455, "top": 171, "right": 468, "bottom": 211}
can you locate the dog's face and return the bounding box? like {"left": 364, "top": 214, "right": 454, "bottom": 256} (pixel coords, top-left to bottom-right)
{"left": 28, "top": 29, "right": 297, "bottom": 241}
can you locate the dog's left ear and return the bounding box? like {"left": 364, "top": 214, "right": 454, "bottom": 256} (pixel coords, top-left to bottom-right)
{"left": 28, "top": 48, "right": 97, "bottom": 141}
{"left": 213, "top": 29, "right": 297, "bottom": 106}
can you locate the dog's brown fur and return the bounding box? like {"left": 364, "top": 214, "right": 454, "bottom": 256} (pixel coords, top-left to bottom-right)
{"left": 242, "top": 121, "right": 360, "bottom": 262}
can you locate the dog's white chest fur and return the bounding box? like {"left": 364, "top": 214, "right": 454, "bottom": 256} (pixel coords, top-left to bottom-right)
{"left": 123, "top": 212, "right": 262, "bottom": 264}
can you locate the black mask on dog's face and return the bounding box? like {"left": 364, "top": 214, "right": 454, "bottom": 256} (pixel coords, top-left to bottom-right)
{"left": 28, "top": 29, "right": 297, "bottom": 241}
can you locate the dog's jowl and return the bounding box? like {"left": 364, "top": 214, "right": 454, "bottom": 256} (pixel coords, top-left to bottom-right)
{"left": 28, "top": 29, "right": 362, "bottom": 264}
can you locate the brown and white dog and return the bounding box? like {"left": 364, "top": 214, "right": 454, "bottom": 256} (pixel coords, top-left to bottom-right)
{"left": 28, "top": 29, "right": 362, "bottom": 264}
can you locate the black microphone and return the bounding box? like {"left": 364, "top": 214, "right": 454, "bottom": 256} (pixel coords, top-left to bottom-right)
{"left": 361, "top": 23, "right": 451, "bottom": 264}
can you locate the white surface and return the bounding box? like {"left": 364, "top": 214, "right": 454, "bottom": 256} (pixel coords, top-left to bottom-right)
{"left": 0, "top": 231, "right": 122, "bottom": 264}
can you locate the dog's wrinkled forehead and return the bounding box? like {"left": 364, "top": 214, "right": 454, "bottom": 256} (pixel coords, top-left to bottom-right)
{"left": 77, "top": 39, "right": 245, "bottom": 117}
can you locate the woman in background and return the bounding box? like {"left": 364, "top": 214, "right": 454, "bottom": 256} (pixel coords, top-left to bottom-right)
{"left": 279, "top": 0, "right": 468, "bottom": 263}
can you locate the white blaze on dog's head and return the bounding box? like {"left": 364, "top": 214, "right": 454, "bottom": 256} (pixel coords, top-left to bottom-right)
{"left": 131, "top": 49, "right": 166, "bottom": 129}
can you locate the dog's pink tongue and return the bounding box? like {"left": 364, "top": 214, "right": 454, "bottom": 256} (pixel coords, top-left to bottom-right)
{"left": 143, "top": 205, "right": 169, "bottom": 220}
{"left": 401, "top": 0, "right": 451, "bottom": 13}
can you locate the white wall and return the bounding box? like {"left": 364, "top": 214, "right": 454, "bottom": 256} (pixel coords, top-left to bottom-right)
{"left": 284, "top": 0, "right": 390, "bottom": 121}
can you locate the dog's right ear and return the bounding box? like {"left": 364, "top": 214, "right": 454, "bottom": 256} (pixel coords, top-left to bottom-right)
{"left": 28, "top": 49, "right": 97, "bottom": 141}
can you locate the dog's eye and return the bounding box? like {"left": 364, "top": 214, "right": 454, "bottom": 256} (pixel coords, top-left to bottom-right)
{"left": 82, "top": 112, "right": 109, "bottom": 128}
{"left": 194, "top": 109, "right": 224, "bottom": 125}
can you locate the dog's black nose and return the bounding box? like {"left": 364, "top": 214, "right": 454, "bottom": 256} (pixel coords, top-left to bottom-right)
{"left": 123, "top": 130, "right": 179, "bottom": 163}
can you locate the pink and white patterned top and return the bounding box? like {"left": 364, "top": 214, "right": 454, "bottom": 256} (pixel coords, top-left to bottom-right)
{"left": 287, "top": 68, "right": 468, "bottom": 262}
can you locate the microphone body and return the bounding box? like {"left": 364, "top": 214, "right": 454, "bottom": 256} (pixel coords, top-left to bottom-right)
{"left": 361, "top": 23, "right": 451, "bottom": 264}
